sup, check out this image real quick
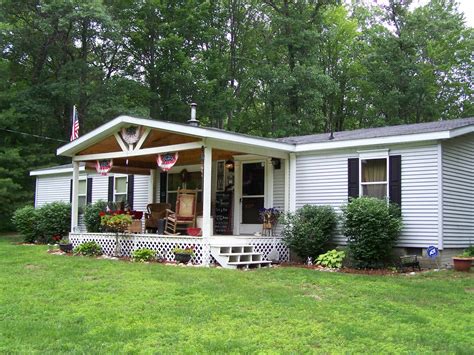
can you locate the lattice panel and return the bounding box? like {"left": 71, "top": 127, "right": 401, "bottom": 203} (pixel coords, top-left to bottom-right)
{"left": 70, "top": 233, "right": 209, "bottom": 264}
{"left": 247, "top": 238, "right": 289, "bottom": 262}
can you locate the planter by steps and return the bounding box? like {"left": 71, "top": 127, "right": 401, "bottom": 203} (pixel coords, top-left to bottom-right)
{"left": 452, "top": 257, "right": 473, "bottom": 272}
{"left": 59, "top": 243, "right": 73, "bottom": 253}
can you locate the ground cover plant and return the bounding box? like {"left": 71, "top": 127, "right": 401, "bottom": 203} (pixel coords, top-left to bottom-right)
{"left": 0, "top": 234, "right": 473, "bottom": 353}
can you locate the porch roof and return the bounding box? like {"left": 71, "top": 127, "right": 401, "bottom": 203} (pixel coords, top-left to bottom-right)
{"left": 57, "top": 115, "right": 294, "bottom": 158}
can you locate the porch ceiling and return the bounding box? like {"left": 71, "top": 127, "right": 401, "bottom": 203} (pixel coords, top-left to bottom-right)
{"left": 84, "top": 148, "right": 241, "bottom": 175}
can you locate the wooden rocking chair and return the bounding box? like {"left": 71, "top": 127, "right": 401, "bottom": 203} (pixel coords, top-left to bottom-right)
{"left": 164, "top": 188, "right": 198, "bottom": 235}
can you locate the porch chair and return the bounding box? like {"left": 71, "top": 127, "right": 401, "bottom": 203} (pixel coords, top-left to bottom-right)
{"left": 164, "top": 188, "right": 198, "bottom": 235}
{"left": 145, "top": 203, "right": 171, "bottom": 233}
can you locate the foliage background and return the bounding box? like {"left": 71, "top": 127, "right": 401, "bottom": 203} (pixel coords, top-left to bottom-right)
{"left": 1, "top": 0, "right": 472, "bottom": 230}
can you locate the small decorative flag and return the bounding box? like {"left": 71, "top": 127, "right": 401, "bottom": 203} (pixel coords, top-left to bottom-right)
{"left": 70, "top": 105, "right": 79, "bottom": 141}
{"left": 96, "top": 159, "right": 113, "bottom": 176}
{"left": 157, "top": 152, "right": 179, "bottom": 171}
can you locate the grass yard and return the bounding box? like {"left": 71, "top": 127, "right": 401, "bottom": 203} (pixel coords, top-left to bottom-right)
{"left": 0, "top": 235, "right": 473, "bottom": 354}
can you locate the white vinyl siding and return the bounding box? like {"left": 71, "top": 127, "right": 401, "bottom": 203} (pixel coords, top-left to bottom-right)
{"left": 295, "top": 143, "right": 440, "bottom": 247}
{"left": 35, "top": 174, "right": 73, "bottom": 207}
{"left": 91, "top": 175, "right": 109, "bottom": 203}
{"left": 272, "top": 160, "right": 286, "bottom": 236}
{"left": 442, "top": 134, "right": 474, "bottom": 247}
{"left": 391, "top": 145, "right": 439, "bottom": 247}
{"left": 272, "top": 160, "right": 285, "bottom": 210}
{"left": 133, "top": 175, "right": 150, "bottom": 212}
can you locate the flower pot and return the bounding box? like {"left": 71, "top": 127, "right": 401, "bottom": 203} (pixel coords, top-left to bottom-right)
{"left": 174, "top": 253, "right": 192, "bottom": 264}
{"left": 452, "top": 257, "right": 473, "bottom": 272}
{"left": 59, "top": 243, "right": 73, "bottom": 253}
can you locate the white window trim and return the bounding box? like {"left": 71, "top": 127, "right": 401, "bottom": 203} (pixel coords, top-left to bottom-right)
{"left": 358, "top": 150, "right": 390, "bottom": 199}
{"left": 114, "top": 175, "right": 128, "bottom": 202}
{"left": 78, "top": 178, "right": 87, "bottom": 208}
{"left": 166, "top": 165, "right": 203, "bottom": 204}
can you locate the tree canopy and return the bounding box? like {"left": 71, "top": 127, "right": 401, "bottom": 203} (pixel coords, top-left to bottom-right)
{"left": 0, "top": 0, "right": 472, "bottom": 230}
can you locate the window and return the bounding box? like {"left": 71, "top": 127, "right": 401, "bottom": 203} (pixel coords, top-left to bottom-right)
{"left": 78, "top": 180, "right": 87, "bottom": 208}
{"left": 114, "top": 176, "right": 127, "bottom": 202}
{"left": 360, "top": 158, "right": 387, "bottom": 199}
{"left": 167, "top": 171, "right": 202, "bottom": 209}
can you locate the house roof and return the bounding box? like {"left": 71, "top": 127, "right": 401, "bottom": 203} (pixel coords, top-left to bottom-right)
{"left": 278, "top": 117, "right": 474, "bottom": 144}
{"left": 55, "top": 115, "right": 474, "bottom": 159}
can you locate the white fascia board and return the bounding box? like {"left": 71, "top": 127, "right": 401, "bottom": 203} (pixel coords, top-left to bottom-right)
{"left": 30, "top": 166, "right": 86, "bottom": 176}
{"left": 57, "top": 115, "right": 294, "bottom": 157}
{"left": 294, "top": 130, "right": 452, "bottom": 153}
{"left": 447, "top": 125, "right": 474, "bottom": 139}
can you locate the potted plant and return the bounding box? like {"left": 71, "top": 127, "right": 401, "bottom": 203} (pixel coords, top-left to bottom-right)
{"left": 172, "top": 247, "right": 194, "bottom": 264}
{"left": 59, "top": 237, "right": 73, "bottom": 253}
{"left": 453, "top": 246, "right": 474, "bottom": 272}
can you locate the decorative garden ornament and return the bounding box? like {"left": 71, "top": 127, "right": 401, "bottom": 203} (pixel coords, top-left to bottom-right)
{"left": 96, "top": 159, "right": 113, "bottom": 176}
{"left": 157, "top": 152, "right": 179, "bottom": 171}
{"left": 121, "top": 126, "right": 141, "bottom": 144}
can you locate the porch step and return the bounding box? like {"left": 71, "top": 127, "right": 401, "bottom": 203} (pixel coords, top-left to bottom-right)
{"left": 210, "top": 245, "right": 271, "bottom": 270}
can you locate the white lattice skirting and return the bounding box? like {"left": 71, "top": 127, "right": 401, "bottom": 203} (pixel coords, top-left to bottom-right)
{"left": 69, "top": 233, "right": 289, "bottom": 265}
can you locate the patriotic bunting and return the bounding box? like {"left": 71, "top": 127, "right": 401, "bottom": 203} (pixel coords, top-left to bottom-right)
{"left": 157, "top": 152, "right": 179, "bottom": 171}
{"left": 96, "top": 159, "right": 113, "bottom": 176}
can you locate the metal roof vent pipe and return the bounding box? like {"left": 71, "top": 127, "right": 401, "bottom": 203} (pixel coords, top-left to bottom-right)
{"left": 187, "top": 102, "right": 199, "bottom": 127}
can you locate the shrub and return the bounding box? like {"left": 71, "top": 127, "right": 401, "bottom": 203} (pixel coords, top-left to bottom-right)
{"left": 316, "top": 249, "right": 346, "bottom": 268}
{"left": 35, "top": 202, "right": 71, "bottom": 243}
{"left": 281, "top": 205, "right": 338, "bottom": 260}
{"left": 74, "top": 241, "right": 102, "bottom": 256}
{"left": 131, "top": 248, "right": 156, "bottom": 262}
{"left": 83, "top": 200, "right": 108, "bottom": 232}
{"left": 12, "top": 205, "right": 38, "bottom": 243}
{"left": 342, "top": 197, "right": 402, "bottom": 268}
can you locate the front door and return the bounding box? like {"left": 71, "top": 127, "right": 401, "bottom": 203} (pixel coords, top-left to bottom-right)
{"left": 239, "top": 161, "right": 265, "bottom": 234}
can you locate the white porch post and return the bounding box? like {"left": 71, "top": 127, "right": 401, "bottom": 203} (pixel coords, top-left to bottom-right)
{"left": 289, "top": 153, "right": 296, "bottom": 212}
{"left": 148, "top": 169, "right": 156, "bottom": 204}
{"left": 202, "top": 145, "right": 213, "bottom": 237}
{"left": 71, "top": 161, "right": 80, "bottom": 232}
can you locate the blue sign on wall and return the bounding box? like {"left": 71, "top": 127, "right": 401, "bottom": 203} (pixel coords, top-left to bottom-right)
{"left": 427, "top": 246, "right": 439, "bottom": 259}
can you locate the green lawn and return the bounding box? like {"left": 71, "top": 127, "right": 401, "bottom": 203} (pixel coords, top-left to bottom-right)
{"left": 0, "top": 235, "right": 473, "bottom": 354}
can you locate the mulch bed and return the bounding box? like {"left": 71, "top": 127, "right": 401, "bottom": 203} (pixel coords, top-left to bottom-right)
{"left": 279, "top": 262, "right": 426, "bottom": 275}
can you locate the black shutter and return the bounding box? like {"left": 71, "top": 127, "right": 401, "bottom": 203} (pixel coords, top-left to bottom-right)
{"left": 389, "top": 155, "right": 402, "bottom": 206}
{"left": 86, "top": 177, "right": 93, "bottom": 204}
{"left": 69, "top": 179, "right": 73, "bottom": 203}
{"left": 108, "top": 176, "right": 114, "bottom": 202}
{"left": 127, "top": 175, "right": 134, "bottom": 210}
{"left": 160, "top": 172, "right": 167, "bottom": 203}
{"left": 348, "top": 158, "right": 359, "bottom": 199}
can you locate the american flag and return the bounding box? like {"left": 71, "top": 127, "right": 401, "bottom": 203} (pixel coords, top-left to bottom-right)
{"left": 70, "top": 105, "right": 79, "bottom": 141}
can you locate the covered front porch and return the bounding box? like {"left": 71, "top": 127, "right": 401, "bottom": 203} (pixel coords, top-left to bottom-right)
{"left": 60, "top": 115, "right": 295, "bottom": 267}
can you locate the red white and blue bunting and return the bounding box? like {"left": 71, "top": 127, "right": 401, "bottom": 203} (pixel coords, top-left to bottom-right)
{"left": 157, "top": 152, "right": 179, "bottom": 172}
{"left": 121, "top": 126, "right": 141, "bottom": 145}
{"left": 96, "top": 159, "right": 113, "bottom": 176}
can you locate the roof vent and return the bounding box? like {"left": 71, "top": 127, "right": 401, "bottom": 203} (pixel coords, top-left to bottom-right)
{"left": 187, "top": 103, "right": 199, "bottom": 127}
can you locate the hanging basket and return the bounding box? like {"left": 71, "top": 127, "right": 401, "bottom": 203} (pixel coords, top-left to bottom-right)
{"left": 121, "top": 126, "right": 141, "bottom": 144}
{"left": 157, "top": 152, "right": 179, "bottom": 171}
{"left": 96, "top": 159, "right": 113, "bottom": 176}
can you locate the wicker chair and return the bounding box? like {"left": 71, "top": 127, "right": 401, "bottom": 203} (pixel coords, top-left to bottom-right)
{"left": 164, "top": 189, "right": 198, "bottom": 235}
{"left": 144, "top": 203, "right": 171, "bottom": 233}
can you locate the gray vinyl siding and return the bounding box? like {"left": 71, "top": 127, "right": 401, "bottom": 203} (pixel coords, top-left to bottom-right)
{"left": 35, "top": 174, "right": 73, "bottom": 207}
{"left": 295, "top": 143, "right": 440, "bottom": 247}
{"left": 442, "top": 134, "right": 474, "bottom": 247}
